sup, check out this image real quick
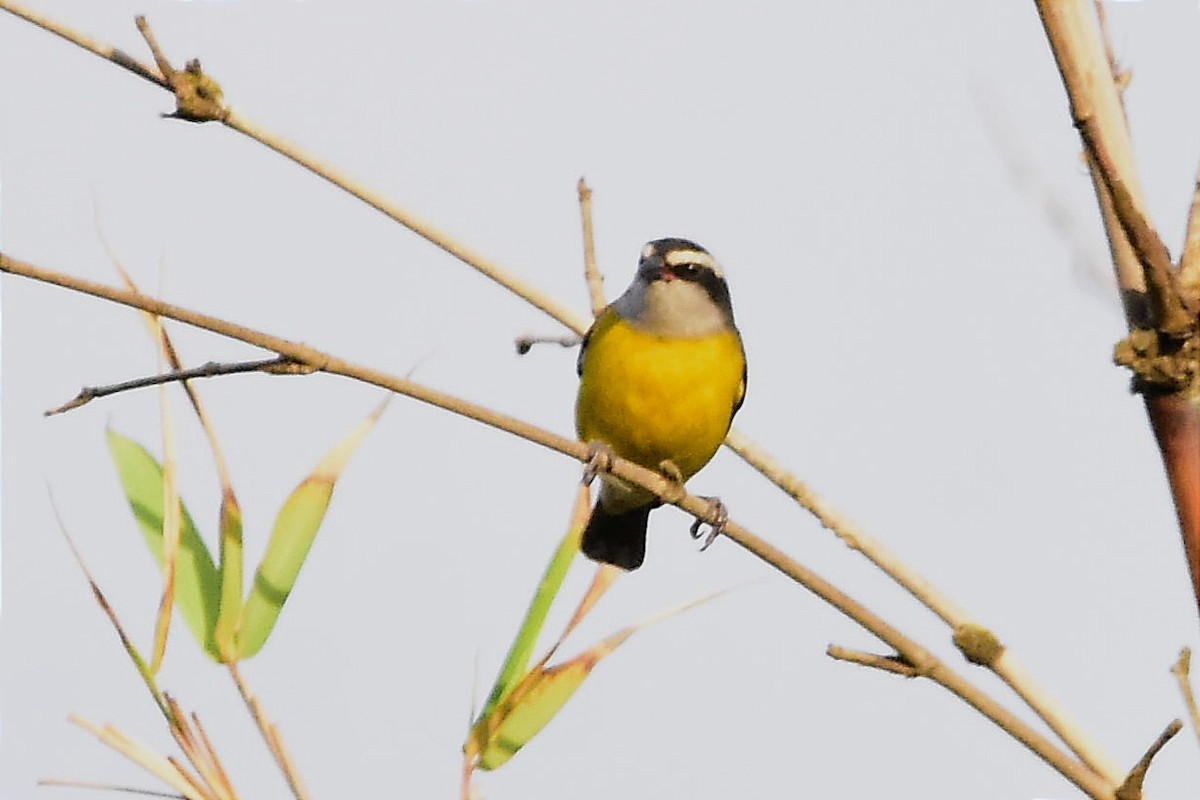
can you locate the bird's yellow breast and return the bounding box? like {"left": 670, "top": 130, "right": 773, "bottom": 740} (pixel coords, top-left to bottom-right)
{"left": 575, "top": 310, "right": 745, "bottom": 480}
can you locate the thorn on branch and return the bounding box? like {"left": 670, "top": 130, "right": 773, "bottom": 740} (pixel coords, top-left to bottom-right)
{"left": 135, "top": 15, "right": 227, "bottom": 123}
{"left": 1115, "top": 719, "right": 1182, "bottom": 800}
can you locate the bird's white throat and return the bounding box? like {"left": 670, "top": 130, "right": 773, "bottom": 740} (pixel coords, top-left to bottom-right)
{"left": 613, "top": 277, "right": 729, "bottom": 338}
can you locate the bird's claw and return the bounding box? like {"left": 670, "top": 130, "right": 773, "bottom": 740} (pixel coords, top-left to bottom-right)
{"left": 582, "top": 441, "right": 615, "bottom": 485}
{"left": 689, "top": 496, "right": 729, "bottom": 551}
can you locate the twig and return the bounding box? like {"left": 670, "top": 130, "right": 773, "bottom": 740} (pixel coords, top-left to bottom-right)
{"left": 38, "top": 779, "right": 185, "bottom": 798}
{"left": 157, "top": 698, "right": 235, "bottom": 800}
{"left": 1177, "top": 164, "right": 1200, "bottom": 301}
{"left": 1075, "top": 120, "right": 1191, "bottom": 335}
{"left": 1170, "top": 648, "right": 1200, "bottom": 750}
{"left": 826, "top": 646, "right": 919, "bottom": 678}
{"left": 227, "top": 662, "right": 310, "bottom": 800}
{"left": 2, "top": 252, "right": 1113, "bottom": 800}
{"left": 49, "top": 490, "right": 241, "bottom": 799}
{"left": 68, "top": 717, "right": 211, "bottom": 800}
{"left": 1034, "top": 0, "right": 1149, "bottom": 312}
{"left": 48, "top": 488, "right": 167, "bottom": 717}
{"left": 577, "top": 178, "right": 606, "bottom": 317}
{"left": 1092, "top": 0, "right": 1130, "bottom": 112}
{"left": 722, "top": 429, "right": 1124, "bottom": 784}
{"left": 514, "top": 334, "right": 580, "bottom": 355}
{"left": 1114, "top": 720, "right": 1181, "bottom": 800}
{"left": 46, "top": 357, "right": 303, "bottom": 416}
{"left": 0, "top": 0, "right": 588, "bottom": 334}
{"left": 0, "top": 1, "right": 167, "bottom": 88}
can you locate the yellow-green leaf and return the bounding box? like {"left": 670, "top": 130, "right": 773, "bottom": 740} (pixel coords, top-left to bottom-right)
{"left": 213, "top": 493, "right": 244, "bottom": 662}
{"left": 106, "top": 429, "right": 221, "bottom": 660}
{"left": 468, "top": 584, "right": 730, "bottom": 771}
{"left": 237, "top": 403, "right": 382, "bottom": 658}
{"left": 476, "top": 659, "right": 592, "bottom": 770}
{"left": 478, "top": 485, "right": 590, "bottom": 720}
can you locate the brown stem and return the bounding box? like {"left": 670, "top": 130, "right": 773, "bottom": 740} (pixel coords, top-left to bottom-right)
{"left": 1145, "top": 393, "right": 1200, "bottom": 609}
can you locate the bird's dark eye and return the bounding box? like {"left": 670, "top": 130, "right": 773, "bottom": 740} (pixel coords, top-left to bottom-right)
{"left": 675, "top": 263, "right": 700, "bottom": 277}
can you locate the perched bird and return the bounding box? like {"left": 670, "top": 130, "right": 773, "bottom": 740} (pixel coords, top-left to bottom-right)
{"left": 575, "top": 237, "right": 746, "bottom": 570}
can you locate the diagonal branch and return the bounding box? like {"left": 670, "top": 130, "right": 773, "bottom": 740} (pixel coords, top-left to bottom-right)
{"left": 1, "top": 250, "right": 1113, "bottom": 799}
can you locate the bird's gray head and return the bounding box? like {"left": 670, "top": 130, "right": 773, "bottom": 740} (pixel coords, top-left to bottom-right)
{"left": 613, "top": 238, "right": 737, "bottom": 337}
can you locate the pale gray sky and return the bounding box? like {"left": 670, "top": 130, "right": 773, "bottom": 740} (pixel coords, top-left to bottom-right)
{"left": 3, "top": 2, "right": 1200, "bottom": 798}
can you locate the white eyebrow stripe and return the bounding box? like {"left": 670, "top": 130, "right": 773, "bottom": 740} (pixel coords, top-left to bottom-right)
{"left": 664, "top": 248, "right": 723, "bottom": 277}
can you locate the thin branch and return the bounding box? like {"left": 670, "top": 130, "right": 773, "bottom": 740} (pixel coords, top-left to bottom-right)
{"left": 1114, "top": 720, "right": 1181, "bottom": 800}
{"left": 2, "top": 252, "right": 1113, "bottom": 800}
{"left": 68, "top": 717, "right": 211, "bottom": 800}
{"left": 577, "top": 177, "right": 606, "bottom": 317}
{"left": 0, "top": 1, "right": 167, "bottom": 88}
{"left": 38, "top": 779, "right": 185, "bottom": 798}
{"left": 227, "top": 663, "right": 310, "bottom": 800}
{"left": 826, "top": 646, "right": 919, "bottom": 678}
{"left": 514, "top": 334, "right": 580, "bottom": 355}
{"left": 1034, "top": 0, "right": 1149, "bottom": 312}
{"left": 1170, "top": 648, "right": 1200, "bottom": 750}
{"left": 722, "top": 429, "right": 1124, "bottom": 784}
{"left": 48, "top": 488, "right": 168, "bottom": 718}
{"left": 1178, "top": 163, "right": 1200, "bottom": 301}
{"left": 1075, "top": 120, "right": 1192, "bottom": 335}
{"left": 0, "top": 0, "right": 588, "bottom": 334}
{"left": 1092, "top": 0, "right": 1130, "bottom": 114}
{"left": 46, "top": 357, "right": 302, "bottom": 416}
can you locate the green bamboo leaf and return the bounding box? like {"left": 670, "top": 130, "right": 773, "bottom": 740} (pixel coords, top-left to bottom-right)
{"left": 237, "top": 403, "right": 383, "bottom": 658}
{"left": 213, "top": 493, "right": 244, "bottom": 662}
{"left": 469, "top": 586, "right": 730, "bottom": 770}
{"left": 106, "top": 429, "right": 221, "bottom": 660}
{"left": 478, "top": 488, "right": 588, "bottom": 721}
{"left": 476, "top": 658, "right": 593, "bottom": 770}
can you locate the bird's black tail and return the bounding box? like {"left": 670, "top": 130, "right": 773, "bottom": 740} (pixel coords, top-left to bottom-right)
{"left": 580, "top": 504, "right": 652, "bottom": 571}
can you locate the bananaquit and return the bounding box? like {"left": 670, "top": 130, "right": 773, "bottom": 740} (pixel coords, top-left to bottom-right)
{"left": 575, "top": 237, "right": 746, "bottom": 570}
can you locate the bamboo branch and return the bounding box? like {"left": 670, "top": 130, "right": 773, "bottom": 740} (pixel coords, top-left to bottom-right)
{"left": 1170, "top": 648, "right": 1200, "bottom": 750}
{"left": 1, "top": 251, "right": 1113, "bottom": 799}
{"left": 1114, "top": 720, "right": 1181, "bottom": 800}
{"left": 227, "top": 663, "right": 310, "bottom": 800}
{"left": 722, "top": 429, "right": 1123, "bottom": 784}
{"left": 577, "top": 178, "right": 606, "bottom": 317}
{"left": 1035, "top": 0, "right": 1200, "bottom": 624}
{"left": 1177, "top": 163, "right": 1200, "bottom": 300}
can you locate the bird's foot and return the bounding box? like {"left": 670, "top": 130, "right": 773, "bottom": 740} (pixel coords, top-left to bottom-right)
{"left": 689, "top": 496, "right": 729, "bottom": 552}
{"left": 582, "top": 440, "right": 616, "bottom": 485}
